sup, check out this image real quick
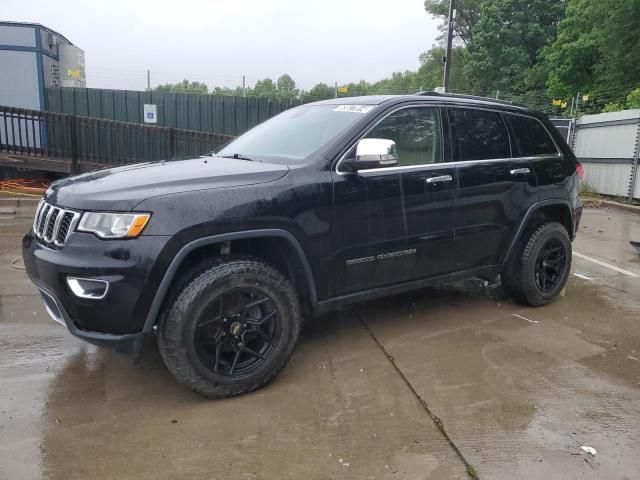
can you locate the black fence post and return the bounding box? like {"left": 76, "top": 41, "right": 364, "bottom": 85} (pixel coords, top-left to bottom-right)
{"left": 69, "top": 115, "right": 79, "bottom": 175}
{"left": 169, "top": 127, "right": 176, "bottom": 158}
{"left": 9, "top": 107, "right": 17, "bottom": 153}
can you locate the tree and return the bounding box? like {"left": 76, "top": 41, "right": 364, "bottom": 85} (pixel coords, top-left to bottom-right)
{"left": 602, "top": 102, "right": 624, "bottom": 113}
{"left": 211, "top": 86, "right": 246, "bottom": 96}
{"left": 340, "top": 80, "right": 370, "bottom": 97}
{"left": 252, "top": 78, "right": 278, "bottom": 98}
{"left": 370, "top": 71, "right": 420, "bottom": 95}
{"left": 424, "top": 0, "right": 482, "bottom": 45}
{"left": 154, "top": 79, "right": 208, "bottom": 95}
{"left": 303, "top": 83, "right": 335, "bottom": 102}
{"left": 602, "top": 88, "right": 640, "bottom": 113}
{"left": 542, "top": 0, "right": 640, "bottom": 110}
{"left": 464, "top": 0, "right": 565, "bottom": 95}
{"left": 416, "top": 45, "right": 472, "bottom": 92}
{"left": 276, "top": 74, "right": 298, "bottom": 99}
{"left": 627, "top": 88, "right": 640, "bottom": 109}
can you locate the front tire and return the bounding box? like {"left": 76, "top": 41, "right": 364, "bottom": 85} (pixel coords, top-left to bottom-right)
{"left": 501, "top": 222, "right": 572, "bottom": 306}
{"left": 158, "top": 257, "right": 301, "bottom": 398}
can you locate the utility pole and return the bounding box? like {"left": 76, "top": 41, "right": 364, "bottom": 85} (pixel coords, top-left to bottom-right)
{"left": 147, "top": 69, "right": 150, "bottom": 91}
{"left": 442, "top": 0, "right": 455, "bottom": 92}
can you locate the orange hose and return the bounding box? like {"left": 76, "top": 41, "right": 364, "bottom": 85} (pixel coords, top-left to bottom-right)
{"left": 0, "top": 178, "right": 50, "bottom": 195}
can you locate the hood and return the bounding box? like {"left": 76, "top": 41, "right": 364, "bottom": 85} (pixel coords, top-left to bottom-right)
{"left": 45, "top": 156, "right": 290, "bottom": 211}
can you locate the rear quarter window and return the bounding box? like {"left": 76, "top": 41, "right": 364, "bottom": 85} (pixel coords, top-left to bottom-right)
{"left": 507, "top": 114, "right": 558, "bottom": 157}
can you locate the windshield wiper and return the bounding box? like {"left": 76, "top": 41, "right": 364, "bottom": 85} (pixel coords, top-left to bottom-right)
{"left": 219, "top": 153, "right": 260, "bottom": 162}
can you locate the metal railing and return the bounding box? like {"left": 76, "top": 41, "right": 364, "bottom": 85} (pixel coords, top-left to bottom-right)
{"left": 0, "top": 106, "right": 235, "bottom": 173}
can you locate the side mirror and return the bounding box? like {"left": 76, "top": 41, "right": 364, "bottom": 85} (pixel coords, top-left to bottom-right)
{"left": 343, "top": 138, "right": 399, "bottom": 171}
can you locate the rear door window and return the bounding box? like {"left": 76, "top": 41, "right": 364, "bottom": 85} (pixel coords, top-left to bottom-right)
{"left": 448, "top": 108, "right": 511, "bottom": 161}
{"left": 507, "top": 114, "right": 558, "bottom": 156}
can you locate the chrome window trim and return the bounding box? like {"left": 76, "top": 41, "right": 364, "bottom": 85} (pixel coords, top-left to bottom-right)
{"left": 335, "top": 103, "right": 562, "bottom": 176}
{"left": 355, "top": 155, "right": 562, "bottom": 177}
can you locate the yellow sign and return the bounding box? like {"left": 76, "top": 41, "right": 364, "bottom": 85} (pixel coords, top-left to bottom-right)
{"left": 561, "top": 101, "right": 567, "bottom": 109}
{"left": 67, "top": 69, "right": 81, "bottom": 78}
{"left": 337, "top": 86, "right": 348, "bottom": 94}
{"left": 552, "top": 99, "right": 562, "bottom": 106}
{"left": 582, "top": 94, "right": 589, "bottom": 102}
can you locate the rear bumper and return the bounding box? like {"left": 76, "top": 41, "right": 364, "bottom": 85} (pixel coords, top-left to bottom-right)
{"left": 33, "top": 276, "right": 145, "bottom": 354}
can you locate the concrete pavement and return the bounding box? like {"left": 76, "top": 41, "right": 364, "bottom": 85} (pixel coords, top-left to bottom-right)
{"left": 1, "top": 200, "right": 639, "bottom": 479}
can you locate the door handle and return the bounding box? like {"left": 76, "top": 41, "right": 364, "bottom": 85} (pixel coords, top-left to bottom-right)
{"left": 426, "top": 175, "right": 453, "bottom": 184}
{"left": 510, "top": 168, "right": 530, "bottom": 175}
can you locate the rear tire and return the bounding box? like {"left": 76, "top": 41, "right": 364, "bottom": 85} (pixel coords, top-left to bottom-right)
{"left": 157, "top": 257, "right": 301, "bottom": 398}
{"left": 501, "top": 222, "right": 572, "bottom": 307}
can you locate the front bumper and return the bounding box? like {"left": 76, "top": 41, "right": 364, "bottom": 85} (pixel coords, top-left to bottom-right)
{"left": 35, "top": 279, "right": 145, "bottom": 354}
{"left": 22, "top": 229, "right": 171, "bottom": 354}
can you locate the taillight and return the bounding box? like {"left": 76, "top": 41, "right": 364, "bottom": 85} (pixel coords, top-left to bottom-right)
{"left": 576, "top": 162, "right": 584, "bottom": 179}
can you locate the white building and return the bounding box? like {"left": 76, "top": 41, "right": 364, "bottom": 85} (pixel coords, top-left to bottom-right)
{"left": 0, "top": 21, "right": 85, "bottom": 110}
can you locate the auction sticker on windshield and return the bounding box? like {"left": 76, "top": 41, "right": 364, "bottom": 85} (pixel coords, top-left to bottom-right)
{"left": 334, "top": 105, "right": 375, "bottom": 113}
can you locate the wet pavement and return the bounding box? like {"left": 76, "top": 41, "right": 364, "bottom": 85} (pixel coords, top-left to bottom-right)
{"left": 1, "top": 199, "right": 639, "bottom": 479}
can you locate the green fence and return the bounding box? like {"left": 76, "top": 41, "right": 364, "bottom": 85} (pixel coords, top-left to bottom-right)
{"left": 45, "top": 87, "right": 302, "bottom": 136}
{"left": 1, "top": 105, "right": 235, "bottom": 174}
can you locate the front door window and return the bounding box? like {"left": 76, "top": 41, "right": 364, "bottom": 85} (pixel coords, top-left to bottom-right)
{"left": 365, "top": 107, "right": 443, "bottom": 167}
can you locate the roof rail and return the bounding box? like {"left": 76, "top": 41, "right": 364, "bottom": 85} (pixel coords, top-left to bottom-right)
{"left": 413, "top": 91, "right": 518, "bottom": 107}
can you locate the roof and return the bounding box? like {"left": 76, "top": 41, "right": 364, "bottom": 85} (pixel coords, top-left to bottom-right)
{"left": 311, "top": 93, "right": 530, "bottom": 112}
{"left": 0, "top": 21, "right": 74, "bottom": 45}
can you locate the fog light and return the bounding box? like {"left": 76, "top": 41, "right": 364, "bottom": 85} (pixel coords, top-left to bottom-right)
{"left": 66, "top": 277, "right": 109, "bottom": 300}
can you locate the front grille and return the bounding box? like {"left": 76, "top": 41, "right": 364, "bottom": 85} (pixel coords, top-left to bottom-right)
{"left": 33, "top": 200, "right": 80, "bottom": 247}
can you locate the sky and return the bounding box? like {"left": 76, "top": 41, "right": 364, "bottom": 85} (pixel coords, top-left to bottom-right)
{"left": 4, "top": 0, "right": 441, "bottom": 91}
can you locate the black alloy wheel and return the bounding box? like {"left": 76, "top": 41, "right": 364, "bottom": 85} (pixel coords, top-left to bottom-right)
{"left": 157, "top": 257, "right": 301, "bottom": 398}
{"left": 501, "top": 222, "right": 572, "bottom": 307}
{"left": 534, "top": 238, "right": 567, "bottom": 293}
{"left": 193, "top": 287, "right": 281, "bottom": 377}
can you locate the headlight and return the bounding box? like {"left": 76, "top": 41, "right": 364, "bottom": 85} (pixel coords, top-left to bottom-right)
{"left": 77, "top": 212, "right": 150, "bottom": 239}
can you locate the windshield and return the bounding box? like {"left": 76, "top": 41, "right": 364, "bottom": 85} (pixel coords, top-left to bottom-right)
{"left": 217, "top": 104, "right": 374, "bottom": 163}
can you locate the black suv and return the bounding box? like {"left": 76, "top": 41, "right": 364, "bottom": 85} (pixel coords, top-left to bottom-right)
{"left": 23, "top": 93, "right": 583, "bottom": 398}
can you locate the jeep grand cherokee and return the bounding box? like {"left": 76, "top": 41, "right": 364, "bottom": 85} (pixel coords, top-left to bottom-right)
{"left": 23, "top": 93, "right": 583, "bottom": 397}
